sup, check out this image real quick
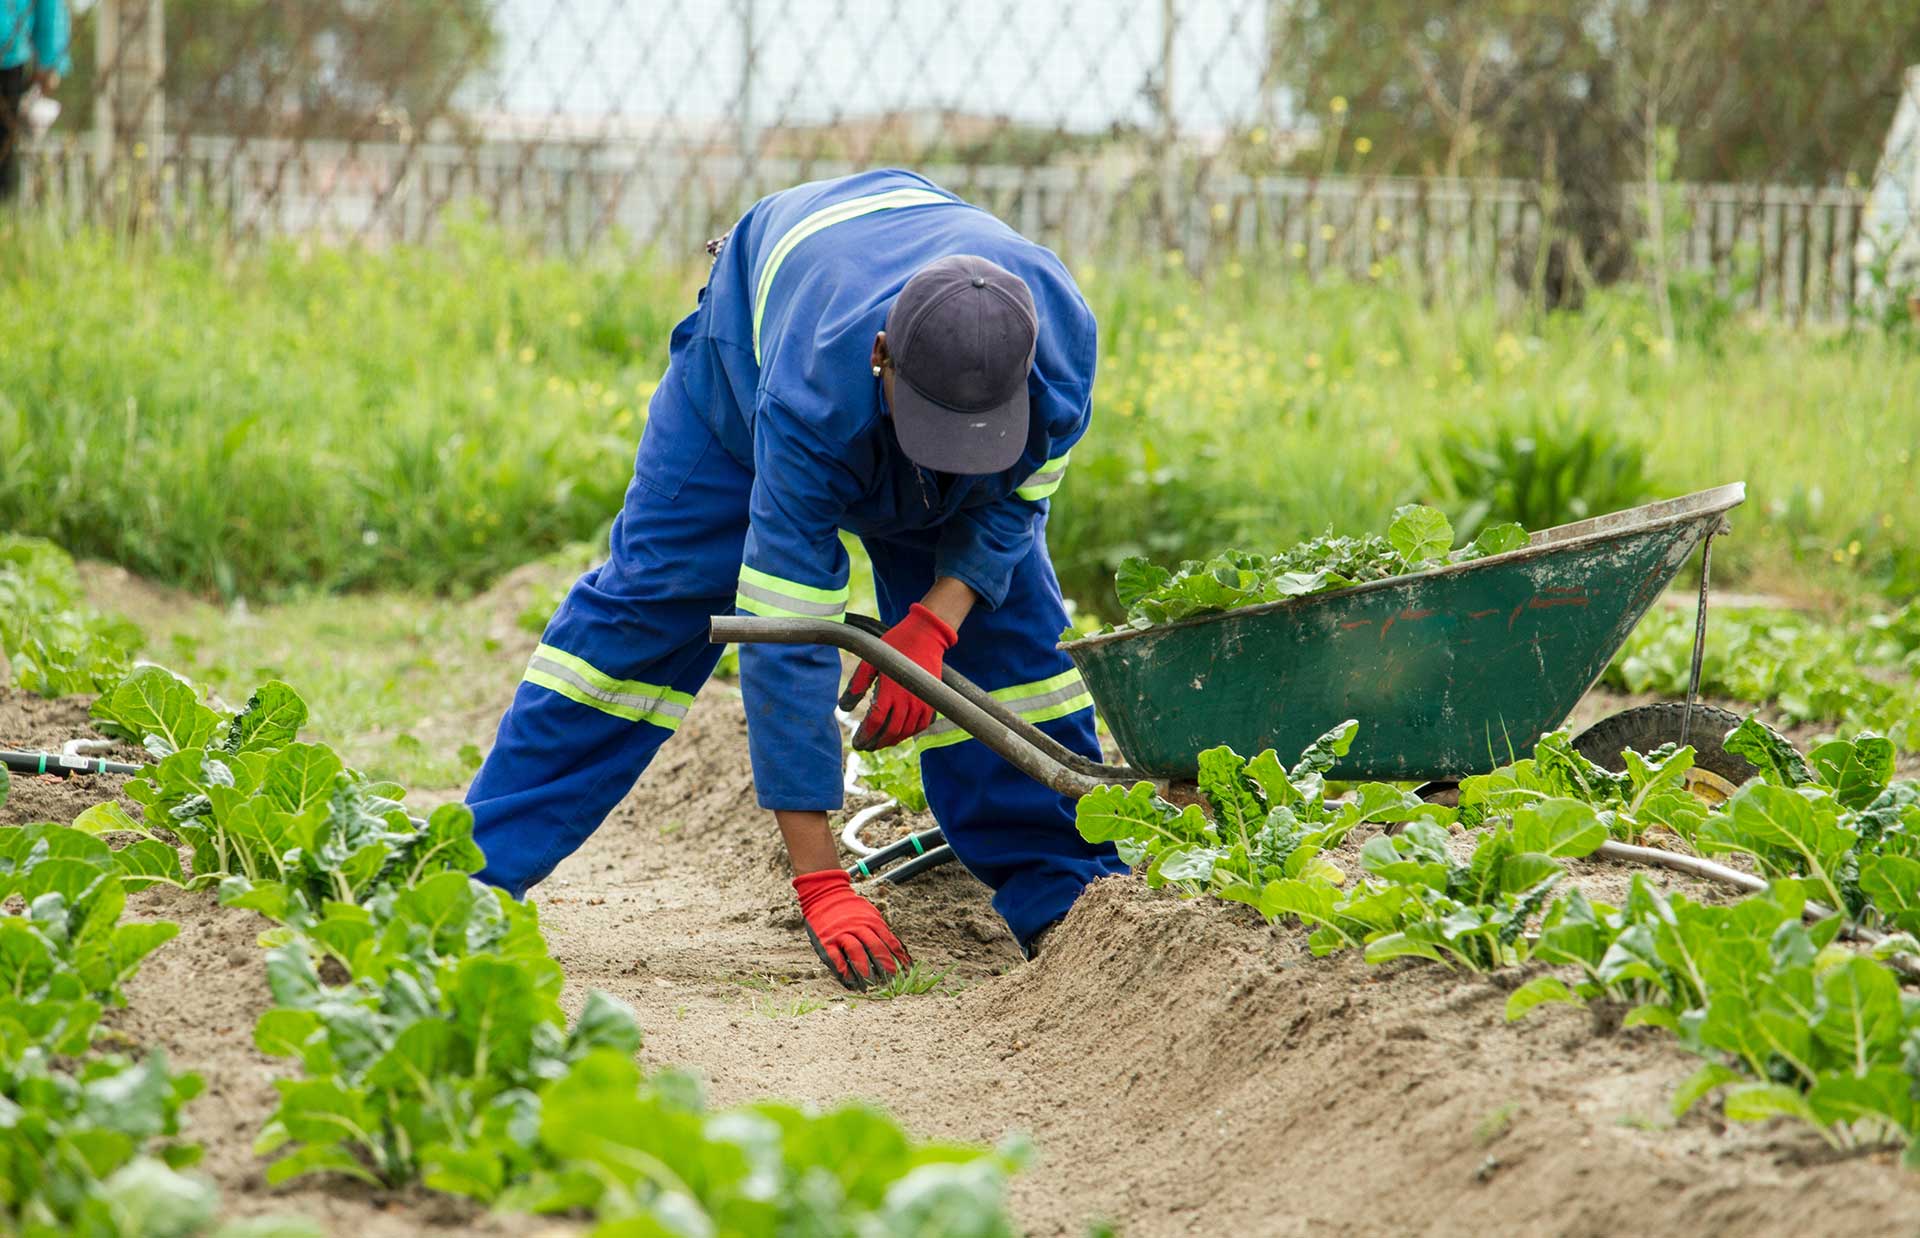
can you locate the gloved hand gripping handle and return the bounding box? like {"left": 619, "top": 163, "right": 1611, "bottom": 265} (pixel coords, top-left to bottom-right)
{"left": 710, "top": 614, "right": 1144, "bottom": 799}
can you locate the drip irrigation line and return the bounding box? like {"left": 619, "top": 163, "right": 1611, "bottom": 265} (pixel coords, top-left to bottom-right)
{"left": 840, "top": 801, "right": 898, "bottom": 858}
{"left": 1593, "top": 839, "right": 1920, "bottom": 981}
{"left": 1840, "top": 925, "right": 1920, "bottom": 982}
{"left": 875, "top": 845, "right": 955, "bottom": 884}
{"left": 1591, "top": 840, "right": 1764, "bottom": 892}
{"left": 1, "top": 750, "right": 144, "bottom": 778}
{"left": 835, "top": 702, "right": 954, "bottom": 879}
{"left": 2, "top": 749, "right": 435, "bottom": 835}
{"left": 849, "top": 827, "right": 948, "bottom": 880}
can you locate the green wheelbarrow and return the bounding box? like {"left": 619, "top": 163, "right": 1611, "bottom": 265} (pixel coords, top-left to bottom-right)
{"left": 711, "top": 482, "right": 1751, "bottom": 882}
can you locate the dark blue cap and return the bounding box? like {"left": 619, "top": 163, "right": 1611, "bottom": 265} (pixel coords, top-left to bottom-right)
{"left": 885, "top": 254, "right": 1037, "bottom": 475}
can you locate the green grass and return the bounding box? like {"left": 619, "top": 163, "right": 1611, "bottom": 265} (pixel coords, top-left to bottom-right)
{"left": 84, "top": 545, "right": 600, "bottom": 786}
{"left": 6, "top": 214, "right": 1918, "bottom": 615}
{"left": 0, "top": 211, "right": 683, "bottom": 596}
{"left": 723, "top": 971, "right": 833, "bottom": 1018}
{"left": 1051, "top": 262, "right": 1920, "bottom": 613}
{"left": 859, "top": 964, "right": 956, "bottom": 1000}
{"left": 1473, "top": 1103, "right": 1520, "bottom": 1147}
{"left": 137, "top": 587, "right": 514, "bottom": 787}
{"left": 750, "top": 995, "right": 828, "bottom": 1019}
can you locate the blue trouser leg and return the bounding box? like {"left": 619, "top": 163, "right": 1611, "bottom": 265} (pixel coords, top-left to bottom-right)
{"left": 864, "top": 532, "right": 1129, "bottom": 950}
{"left": 467, "top": 378, "right": 751, "bottom": 896}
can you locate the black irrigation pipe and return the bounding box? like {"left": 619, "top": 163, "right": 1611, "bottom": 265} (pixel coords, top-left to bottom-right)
{"left": 1, "top": 749, "right": 434, "bottom": 831}
{"left": 2, "top": 750, "right": 144, "bottom": 778}
{"left": 848, "top": 827, "right": 952, "bottom": 882}
{"left": 874, "top": 845, "right": 956, "bottom": 884}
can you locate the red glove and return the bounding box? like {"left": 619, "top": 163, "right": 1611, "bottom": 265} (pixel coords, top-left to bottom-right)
{"left": 793, "top": 869, "right": 911, "bottom": 989}
{"left": 843, "top": 603, "right": 957, "bottom": 751}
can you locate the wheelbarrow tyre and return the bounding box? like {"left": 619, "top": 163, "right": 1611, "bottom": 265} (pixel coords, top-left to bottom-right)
{"left": 1571, "top": 703, "right": 1759, "bottom": 787}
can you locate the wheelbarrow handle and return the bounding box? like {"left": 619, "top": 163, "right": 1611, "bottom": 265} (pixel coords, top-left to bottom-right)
{"left": 710, "top": 614, "right": 1147, "bottom": 800}
{"left": 840, "top": 614, "right": 1149, "bottom": 786}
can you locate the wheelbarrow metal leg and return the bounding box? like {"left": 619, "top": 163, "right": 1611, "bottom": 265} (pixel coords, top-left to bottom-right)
{"left": 1680, "top": 527, "right": 1719, "bottom": 749}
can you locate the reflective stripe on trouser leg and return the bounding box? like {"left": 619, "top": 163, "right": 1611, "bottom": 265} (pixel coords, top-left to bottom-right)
{"left": 863, "top": 533, "right": 1129, "bottom": 950}
{"left": 734, "top": 564, "right": 849, "bottom": 621}
{"left": 522, "top": 644, "right": 694, "bottom": 730}
{"left": 466, "top": 374, "right": 751, "bottom": 897}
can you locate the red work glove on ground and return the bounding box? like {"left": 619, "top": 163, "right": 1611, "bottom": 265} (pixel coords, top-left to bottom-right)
{"left": 843, "top": 603, "right": 957, "bottom": 751}
{"left": 793, "top": 868, "right": 911, "bottom": 990}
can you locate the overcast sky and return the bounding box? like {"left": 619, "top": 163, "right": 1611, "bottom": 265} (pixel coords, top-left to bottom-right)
{"left": 486, "top": 0, "right": 1275, "bottom": 136}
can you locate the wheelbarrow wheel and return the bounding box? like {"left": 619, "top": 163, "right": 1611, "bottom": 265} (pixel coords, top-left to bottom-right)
{"left": 1572, "top": 703, "right": 1760, "bottom": 805}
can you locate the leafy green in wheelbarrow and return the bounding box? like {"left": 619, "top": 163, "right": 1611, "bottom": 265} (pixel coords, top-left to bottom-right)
{"left": 1110, "top": 506, "right": 1529, "bottom": 631}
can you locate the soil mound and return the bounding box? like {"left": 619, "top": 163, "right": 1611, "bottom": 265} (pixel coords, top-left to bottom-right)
{"left": 14, "top": 674, "right": 1920, "bottom": 1235}
{"left": 543, "top": 692, "right": 1920, "bottom": 1237}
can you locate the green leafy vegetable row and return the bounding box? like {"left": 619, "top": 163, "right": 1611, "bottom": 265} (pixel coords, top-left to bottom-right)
{"left": 0, "top": 536, "right": 143, "bottom": 697}
{"left": 1079, "top": 725, "right": 1612, "bottom": 972}
{"left": 0, "top": 546, "right": 324, "bottom": 1237}
{"left": 0, "top": 772, "right": 224, "bottom": 1237}
{"left": 1107, "top": 504, "right": 1529, "bottom": 631}
{"left": 88, "top": 672, "right": 481, "bottom": 924}
{"left": 1, "top": 522, "right": 1021, "bottom": 1238}
{"left": 92, "top": 671, "right": 1023, "bottom": 1235}
{"left": 1076, "top": 720, "right": 1920, "bottom": 1160}
{"left": 1504, "top": 876, "right": 1920, "bottom": 1162}
{"left": 1460, "top": 717, "right": 1920, "bottom": 937}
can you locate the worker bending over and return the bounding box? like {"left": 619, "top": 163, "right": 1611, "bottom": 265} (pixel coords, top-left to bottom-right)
{"left": 467, "top": 169, "right": 1127, "bottom": 987}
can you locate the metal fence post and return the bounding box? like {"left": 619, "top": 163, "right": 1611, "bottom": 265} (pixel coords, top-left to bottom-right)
{"left": 90, "top": 0, "right": 165, "bottom": 188}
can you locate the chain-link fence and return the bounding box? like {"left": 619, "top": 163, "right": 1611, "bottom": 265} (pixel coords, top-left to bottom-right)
{"left": 9, "top": 0, "right": 1920, "bottom": 321}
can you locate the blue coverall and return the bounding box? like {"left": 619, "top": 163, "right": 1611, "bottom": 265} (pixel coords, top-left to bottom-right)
{"left": 466, "top": 169, "right": 1127, "bottom": 949}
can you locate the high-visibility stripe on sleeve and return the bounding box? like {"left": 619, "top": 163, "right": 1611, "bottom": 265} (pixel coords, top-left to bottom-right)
{"left": 735, "top": 565, "right": 849, "bottom": 622}
{"left": 915, "top": 667, "right": 1093, "bottom": 752}
{"left": 752, "top": 187, "right": 955, "bottom": 363}
{"left": 522, "top": 644, "right": 694, "bottom": 730}
{"left": 1015, "top": 452, "right": 1071, "bottom": 501}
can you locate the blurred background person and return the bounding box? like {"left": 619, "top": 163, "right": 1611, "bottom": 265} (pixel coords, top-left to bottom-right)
{"left": 1, "top": 0, "right": 68, "bottom": 203}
